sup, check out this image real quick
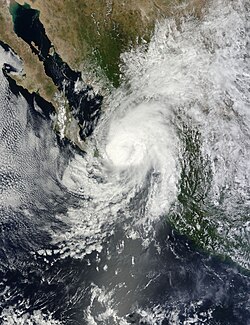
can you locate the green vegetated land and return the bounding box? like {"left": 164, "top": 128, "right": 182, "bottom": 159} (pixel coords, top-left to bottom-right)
{"left": 2, "top": 0, "right": 203, "bottom": 91}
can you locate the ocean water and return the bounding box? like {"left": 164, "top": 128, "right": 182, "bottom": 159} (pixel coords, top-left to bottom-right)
{"left": 0, "top": 0, "right": 250, "bottom": 324}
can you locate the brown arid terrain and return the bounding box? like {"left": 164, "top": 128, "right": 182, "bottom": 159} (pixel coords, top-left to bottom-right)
{"left": 0, "top": 0, "right": 205, "bottom": 149}
{"left": 0, "top": 0, "right": 57, "bottom": 103}
{"left": 13, "top": 0, "right": 204, "bottom": 87}
{"left": 0, "top": 0, "right": 205, "bottom": 95}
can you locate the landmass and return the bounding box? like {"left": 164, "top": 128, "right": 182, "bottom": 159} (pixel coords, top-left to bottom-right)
{"left": 0, "top": 0, "right": 204, "bottom": 148}
{"left": 0, "top": 0, "right": 57, "bottom": 103}
{"left": 0, "top": 0, "right": 204, "bottom": 96}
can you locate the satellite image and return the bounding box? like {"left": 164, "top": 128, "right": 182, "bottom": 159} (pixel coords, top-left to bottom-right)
{"left": 0, "top": 0, "right": 249, "bottom": 324}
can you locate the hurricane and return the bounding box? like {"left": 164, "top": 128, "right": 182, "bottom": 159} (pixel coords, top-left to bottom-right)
{"left": 0, "top": 0, "right": 250, "bottom": 324}
{"left": 56, "top": 0, "right": 250, "bottom": 267}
